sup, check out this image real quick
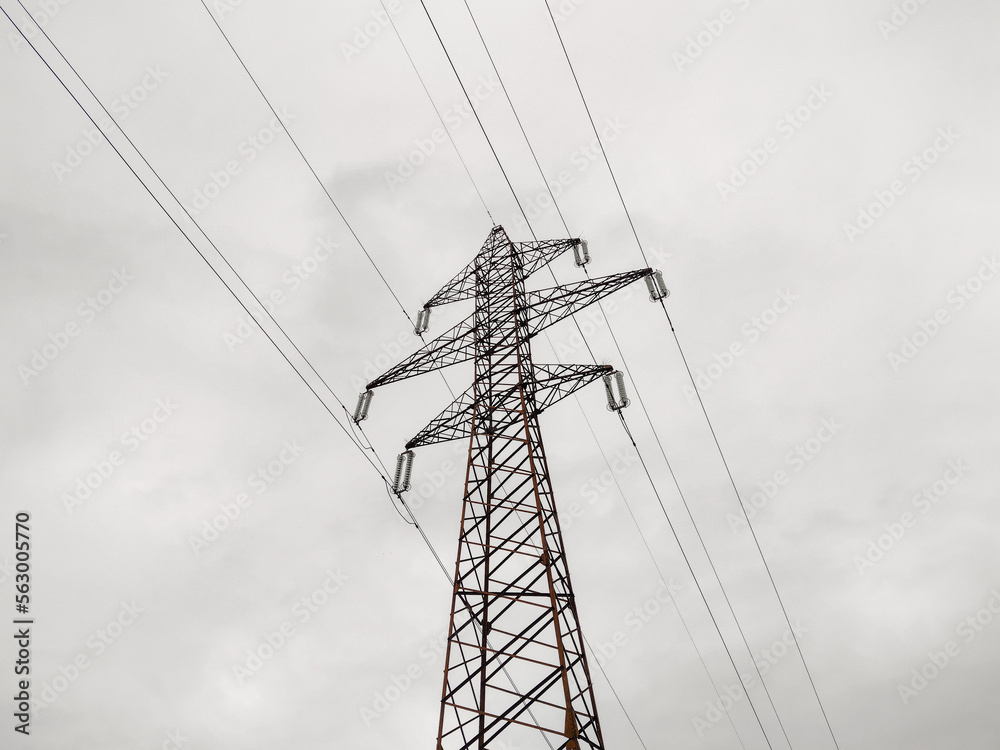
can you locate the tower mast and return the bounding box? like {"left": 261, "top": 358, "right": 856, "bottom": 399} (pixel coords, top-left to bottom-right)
{"left": 364, "top": 226, "right": 657, "bottom": 748}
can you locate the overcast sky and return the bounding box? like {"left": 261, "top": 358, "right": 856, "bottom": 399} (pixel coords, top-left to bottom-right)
{"left": 1, "top": 0, "right": 999, "bottom": 748}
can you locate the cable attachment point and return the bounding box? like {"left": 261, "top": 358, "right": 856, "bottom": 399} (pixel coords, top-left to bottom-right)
{"left": 392, "top": 450, "right": 415, "bottom": 494}
{"left": 645, "top": 269, "right": 669, "bottom": 301}
{"left": 353, "top": 390, "right": 373, "bottom": 423}
{"left": 413, "top": 307, "right": 431, "bottom": 335}
{"left": 603, "top": 370, "right": 630, "bottom": 411}
{"left": 572, "top": 239, "right": 590, "bottom": 268}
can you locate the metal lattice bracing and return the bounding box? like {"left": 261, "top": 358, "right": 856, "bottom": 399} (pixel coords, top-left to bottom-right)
{"left": 366, "top": 226, "right": 653, "bottom": 749}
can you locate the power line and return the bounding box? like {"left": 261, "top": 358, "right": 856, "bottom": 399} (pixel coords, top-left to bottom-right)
{"left": 415, "top": 0, "right": 535, "bottom": 230}
{"left": 539, "top": 4, "right": 841, "bottom": 746}
{"left": 459, "top": 0, "right": 571, "bottom": 236}
{"left": 619, "top": 408, "right": 794, "bottom": 749}
{"left": 197, "top": 0, "right": 460, "bottom": 404}
{"left": 662, "top": 308, "right": 843, "bottom": 750}
{"left": 458, "top": 5, "right": 714, "bottom": 575}
{"left": 580, "top": 633, "right": 649, "bottom": 750}
{"left": 616, "top": 410, "right": 778, "bottom": 749}
{"left": 582, "top": 297, "right": 793, "bottom": 744}
{"left": 8, "top": 0, "right": 443, "bottom": 543}
{"left": 454, "top": 2, "right": 701, "bottom": 582}
{"left": 379, "top": 0, "right": 493, "bottom": 223}
{"left": 1, "top": 2, "right": 384, "bottom": 478}
{"left": 573, "top": 395, "right": 749, "bottom": 750}
{"left": 540, "top": 0, "right": 648, "bottom": 265}
{"left": 197, "top": 0, "right": 415, "bottom": 324}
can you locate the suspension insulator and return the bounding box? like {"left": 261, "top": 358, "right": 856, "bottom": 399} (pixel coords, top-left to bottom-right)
{"left": 413, "top": 308, "right": 431, "bottom": 335}
{"left": 573, "top": 239, "right": 591, "bottom": 268}
{"left": 615, "top": 371, "right": 630, "bottom": 409}
{"left": 353, "top": 390, "right": 373, "bottom": 423}
{"left": 645, "top": 269, "right": 669, "bottom": 302}
{"left": 603, "top": 370, "right": 630, "bottom": 411}
{"left": 392, "top": 450, "right": 415, "bottom": 494}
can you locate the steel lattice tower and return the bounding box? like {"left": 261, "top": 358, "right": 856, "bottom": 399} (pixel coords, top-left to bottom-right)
{"left": 365, "top": 226, "right": 655, "bottom": 749}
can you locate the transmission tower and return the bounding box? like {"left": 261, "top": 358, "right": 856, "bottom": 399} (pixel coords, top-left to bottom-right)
{"left": 361, "top": 226, "right": 662, "bottom": 749}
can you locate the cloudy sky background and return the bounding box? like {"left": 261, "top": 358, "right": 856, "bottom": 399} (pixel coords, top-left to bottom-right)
{"left": 1, "top": 0, "right": 999, "bottom": 747}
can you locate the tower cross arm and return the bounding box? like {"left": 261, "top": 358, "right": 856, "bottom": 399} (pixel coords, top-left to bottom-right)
{"left": 523, "top": 268, "right": 654, "bottom": 337}
{"left": 530, "top": 363, "right": 613, "bottom": 413}
{"left": 423, "top": 261, "right": 477, "bottom": 309}
{"left": 405, "top": 388, "right": 475, "bottom": 449}
{"left": 405, "top": 363, "right": 613, "bottom": 449}
{"left": 423, "top": 237, "right": 582, "bottom": 309}
{"left": 366, "top": 314, "right": 477, "bottom": 390}
{"left": 514, "top": 238, "right": 581, "bottom": 278}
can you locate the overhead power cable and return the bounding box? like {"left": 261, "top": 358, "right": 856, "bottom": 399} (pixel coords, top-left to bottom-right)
{"left": 573, "top": 395, "right": 748, "bottom": 750}
{"left": 197, "top": 0, "right": 414, "bottom": 325}
{"left": 1, "top": 2, "right": 381, "bottom": 476}
{"left": 197, "top": 0, "right": 459, "bottom": 402}
{"left": 539, "top": 4, "right": 842, "bottom": 747}
{"left": 379, "top": 0, "right": 493, "bottom": 223}
{"left": 618, "top": 409, "right": 791, "bottom": 749}
{"left": 539, "top": 0, "right": 648, "bottom": 265}
{"left": 663, "top": 307, "right": 843, "bottom": 750}
{"left": 614, "top": 409, "right": 780, "bottom": 748}
{"left": 3, "top": 0, "right": 435, "bottom": 532}
{"left": 414, "top": 0, "right": 537, "bottom": 229}
{"left": 459, "top": 0, "right": 571, "bottom": 236}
